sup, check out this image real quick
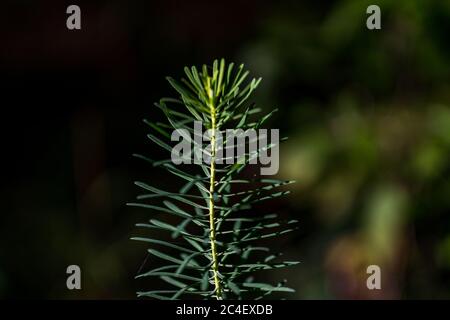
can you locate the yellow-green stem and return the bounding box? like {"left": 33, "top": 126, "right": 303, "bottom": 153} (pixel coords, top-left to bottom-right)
{"left": 208, "top": 93, "right": 222, "bottom": 299}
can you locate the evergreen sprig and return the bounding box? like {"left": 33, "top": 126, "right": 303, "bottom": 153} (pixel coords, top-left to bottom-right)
{"left": 128, "top": 59, "right": 299, "bottom": 300}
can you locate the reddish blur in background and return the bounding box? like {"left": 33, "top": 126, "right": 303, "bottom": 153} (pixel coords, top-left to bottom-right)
{"left": 0, "top": 0, "right": 449, "bottom": 299}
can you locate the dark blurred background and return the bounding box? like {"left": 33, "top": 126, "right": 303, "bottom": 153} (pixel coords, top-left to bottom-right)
{"left": 0, "top": 0, "right": 449, "bottom": 299}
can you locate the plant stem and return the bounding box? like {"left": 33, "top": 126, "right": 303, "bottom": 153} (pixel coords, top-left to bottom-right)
{"left": 208, "top": 87, "right": 222, "bottom": 300}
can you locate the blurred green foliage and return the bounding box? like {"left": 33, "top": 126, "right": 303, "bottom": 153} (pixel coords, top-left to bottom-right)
{"left": 240, "top": 0, "right": 450, "bottom": 298}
